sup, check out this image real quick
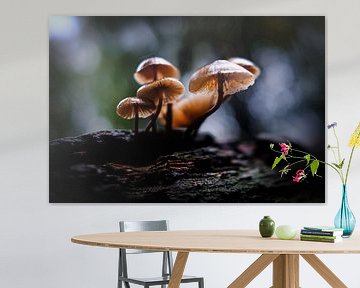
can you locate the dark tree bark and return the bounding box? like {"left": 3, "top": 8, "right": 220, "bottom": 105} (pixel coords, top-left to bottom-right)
{"left": 49, "top": 129, "right": 325, "bottom": 203}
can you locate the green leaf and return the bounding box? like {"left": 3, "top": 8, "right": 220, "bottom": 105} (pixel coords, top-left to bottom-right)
{"left": 272, "top": 157, "right": 281, "bottom": 169}
{"left": 310, "top": 159, "right": 320, "bottom": 176}
{"left": 270, "top": 143, "right": 274, "bottom": 149}
{"left": 339, "top": 158, "right": 345, "bottom": 169}
{"left": 332, "top": 159, "right": 345, "bottom": 169}
{"left": 272, "top": 154, "right": 285, "bottom": 169}
{"left": 304, "top": 154, "right": 311, "bottom": 164}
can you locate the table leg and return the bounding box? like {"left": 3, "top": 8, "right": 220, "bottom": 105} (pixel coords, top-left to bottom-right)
{"left": 301, "top": 254, "right": 347, "bottom": 288}
{"left": 228, "top": 254, "right": 279, "bottom": 288}
{"left": 168, "top": 252, "right": 189, "bottom": 288}
{"left": 229, "top": 253, "right": 348, "bottom": 288}
{"left": 272, "top": 254, "right": 299, "bottom": 288}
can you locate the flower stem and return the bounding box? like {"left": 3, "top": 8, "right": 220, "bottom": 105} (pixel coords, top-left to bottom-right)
{"left": 271, "top": 147, "right": 344, "bottom": 182}
{"left": 286, "top": 159, "right": 307, "bottom": 168}
{"left": 345, "top": 145, "right": 356, "bottom": 185}
{"left": 333, "top": 128, "right": 342, "bottom": 163}
{"left": 317, "top": 159, "right": 344, "bottom": 182}
{"left": 289, "top": 148, "right": 344, "bottom": 181}
{"left": 333, "top": 127, "right": 345, "bottom": 181}
{"left": 330, "top": 147, "right": 338, "bottom": 164}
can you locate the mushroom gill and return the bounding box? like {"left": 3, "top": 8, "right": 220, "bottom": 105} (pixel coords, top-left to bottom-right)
{"left": 137, "top": 77, "right": 185, "bottom": 132}
{"left": 116, "top": 97, "right": 156, "bottom": 135}
{"left": 134, "top": 57, "right": 180, "bottom": 84}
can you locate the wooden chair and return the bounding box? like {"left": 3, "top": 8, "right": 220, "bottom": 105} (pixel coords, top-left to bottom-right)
{"left": 118, "top": 220, "right": 204, "bottom": 288}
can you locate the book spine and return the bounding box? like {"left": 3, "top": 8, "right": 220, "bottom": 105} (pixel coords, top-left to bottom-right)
{"left": 300, "top": 234, "right": 337, "bottom": 240}
{"left": 300, "top": 237, "right": 337, "bottom": 243}
{"left": 301, "top": 230, "right": 336, "bottom": 236}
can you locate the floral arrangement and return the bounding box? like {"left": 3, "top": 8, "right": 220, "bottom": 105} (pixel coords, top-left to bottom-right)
{"left": 270, "top": 122, "right": 360, "bottom": 185}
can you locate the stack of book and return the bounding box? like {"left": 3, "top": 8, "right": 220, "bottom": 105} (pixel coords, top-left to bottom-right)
{"left": 300, "top": 226, "right": 344, "bottom": 243}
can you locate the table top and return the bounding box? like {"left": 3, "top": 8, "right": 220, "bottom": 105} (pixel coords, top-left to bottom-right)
{"left": 71, "top": 230, "right": 360, "bottom": 254}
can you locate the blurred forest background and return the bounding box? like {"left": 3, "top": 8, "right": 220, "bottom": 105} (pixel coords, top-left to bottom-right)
{"left": 49, "top": 16, "right": 325, "bottom": 154}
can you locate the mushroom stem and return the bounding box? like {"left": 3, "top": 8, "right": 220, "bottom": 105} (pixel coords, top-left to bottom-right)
{"left": 166, "top": 103, "right": 173, "bottom": 133}
{"left": 134, "top": 103, "right": 139, "bottom": 135}
{"left": 151, "top": 115, "right": 157, "bottom": 132}
{"left": 145, "top": 70, "right": 159, "bottom": 132}
{"left": 186, "top": 74, "right": 225, "bottom": 137}
{"left": 145, "top": 94, "right": 163, "bottom": 132}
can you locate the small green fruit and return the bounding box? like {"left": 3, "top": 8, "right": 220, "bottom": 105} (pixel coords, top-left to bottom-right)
{"left": 275, "top": 225, "right": 297, "bottom": 240}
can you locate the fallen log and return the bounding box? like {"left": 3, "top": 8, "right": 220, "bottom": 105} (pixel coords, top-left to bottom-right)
{"left": 49, "top": 129, "right": 325, "bottom": 203}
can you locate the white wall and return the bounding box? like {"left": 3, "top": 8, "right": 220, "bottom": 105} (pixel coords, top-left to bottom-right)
{"left": 1, "top": 0, "right": 360, "bottom": 287}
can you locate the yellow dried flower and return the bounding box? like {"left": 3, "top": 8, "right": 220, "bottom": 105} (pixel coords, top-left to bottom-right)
{"left": 349, "top": 122, "right": 360, "bottom": 148}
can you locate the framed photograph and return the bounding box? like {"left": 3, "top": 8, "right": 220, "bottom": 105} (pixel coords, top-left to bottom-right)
{"left": 49, "top": 16, "right": 325, "bottom": 203}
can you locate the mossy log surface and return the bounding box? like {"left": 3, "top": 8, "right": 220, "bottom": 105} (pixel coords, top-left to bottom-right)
{"left": 49, "top": 129, "right": 324, "bottom": 203}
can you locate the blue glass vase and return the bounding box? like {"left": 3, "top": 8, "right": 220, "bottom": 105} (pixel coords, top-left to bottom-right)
{"left": 334, "top": 185, "right": 356, "bottom": 237}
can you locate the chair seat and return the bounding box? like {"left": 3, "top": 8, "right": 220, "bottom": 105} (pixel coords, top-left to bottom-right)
{"left": 119, "top": 275, "right": 203, "bottom": 285}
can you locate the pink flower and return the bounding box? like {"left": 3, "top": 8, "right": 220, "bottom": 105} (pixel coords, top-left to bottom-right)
{"left": 293, "top": 169, "right": 306, "bottom": 183}
{"left": 279, "top": 143, "right": 289, "bottom": 155}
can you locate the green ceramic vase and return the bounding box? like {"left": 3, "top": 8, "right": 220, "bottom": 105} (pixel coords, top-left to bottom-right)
{"left": 259, "top": 216, "right": 275, "bottom": 237}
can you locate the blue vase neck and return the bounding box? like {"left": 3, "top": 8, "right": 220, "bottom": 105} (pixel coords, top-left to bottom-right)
{"left": 341, "top": 185, "right": 349, "bottom": 205}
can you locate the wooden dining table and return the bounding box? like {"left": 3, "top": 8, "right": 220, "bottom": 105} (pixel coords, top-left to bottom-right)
{"left": 71, "top": 230, "right": 360, "bottom": 288}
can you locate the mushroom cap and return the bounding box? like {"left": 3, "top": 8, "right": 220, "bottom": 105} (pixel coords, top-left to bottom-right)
{"left": 134, "top": 57, "right": 180, "bottom": 84}
{"left": 137, "top": 77, "right": 185, "bottom": 105}
{"left": 116, "top": 97, "right": 156, "bottom": 119}
{"left": 228, "top": 57, "right": 261, "bottom": 78}
{"left": 189, "top": 60, "right": 255, "bottom": 97}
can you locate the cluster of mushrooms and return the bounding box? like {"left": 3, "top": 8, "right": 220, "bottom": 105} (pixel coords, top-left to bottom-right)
{"left": 116, "top": 56, "right": 261, "bottom": 137}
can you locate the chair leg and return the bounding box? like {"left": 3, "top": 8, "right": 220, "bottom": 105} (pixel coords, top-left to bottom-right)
{"left": 199, "top": 278, "right": 204, "bottom": 288}
{"left": 161, "top": 252, "right": 168, "bottom": 288}
{"left": 118, "top": 250, "right": 123, "bottom": 288}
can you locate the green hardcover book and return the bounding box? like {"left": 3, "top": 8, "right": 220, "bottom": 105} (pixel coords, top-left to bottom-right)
{"left": 300, "top": 236, "right": 342, "bottom": 243}
{"left": 300, "top": 234, "right": 340, "bottom": 240}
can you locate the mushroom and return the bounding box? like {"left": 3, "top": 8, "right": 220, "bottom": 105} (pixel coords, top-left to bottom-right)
{"left": 116, "top": 97, "right": 156, "bottom": 135}
{"left": 159, "top": 91, "right": 216, "bottom": 129}
{"left": 186, "top": 60, "right": 255, "bottom": 136}
{"left": 228, "top": 57, "right": 261, "bottom": 78}
{"left": 134, "top": 57, "right": 180, "bottom": 84}
{"left": 134, "top": 57, "right": 181, "bottom": 132}
{"left": 137, "top": 77, "right": 185, "bottom": 132}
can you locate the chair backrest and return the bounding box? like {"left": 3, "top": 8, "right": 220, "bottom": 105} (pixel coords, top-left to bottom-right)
{"left": 118, "top": 220, "right": 173, "bottom": 282}
{"left": 119, "top": 220, "right": 169, "bottom": 254}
